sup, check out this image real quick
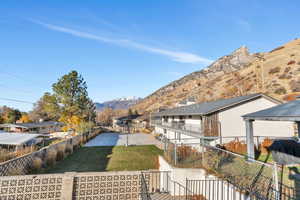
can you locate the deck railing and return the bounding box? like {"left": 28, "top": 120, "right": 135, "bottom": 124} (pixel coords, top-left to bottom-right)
{"left": 141, "top": 172, "right": 152, "bottom": 200}
{"left": 151, "top": 120, "right": 202, "bottom": 136}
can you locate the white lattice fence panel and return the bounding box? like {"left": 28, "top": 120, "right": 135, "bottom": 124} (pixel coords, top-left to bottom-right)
{"left": 73, "top": 171, "right": 149, "bottom": 200}
{"left": 0, "top": 174, "right": 63, "bottom": 200}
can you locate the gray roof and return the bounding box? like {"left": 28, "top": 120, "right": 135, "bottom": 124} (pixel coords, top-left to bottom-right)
{"left": 0, "top": 132, "right": 41, "bottom": 145}
{"left": 0, "top": 121, "right": 63, "bottom": 129}
{"left": 152, "top": 93, "right": 278, "bottom": 117}
{"left": 243, "top": 99, "right": 300, "bottom": 121}
{"left": 116, "top": 115, "right": 140, "bottom": 121}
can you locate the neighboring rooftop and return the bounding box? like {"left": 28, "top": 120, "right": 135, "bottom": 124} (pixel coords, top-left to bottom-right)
{"left": 153, "top": 93, "right": 279, "bottom": 117}
{"left": 116, "top": 115, "right": 141, "bottom": 121}
{"left": 178, "top": 97, "right": 196, "bottom": 105}
{"left": 0, "top": 121, "right": 63, "bottom": 129}
{"left": 0, "top": 132, "right": 41, "bottom": 145}
{"left": 243, "top": 98, "right": 300, "bottom": 121}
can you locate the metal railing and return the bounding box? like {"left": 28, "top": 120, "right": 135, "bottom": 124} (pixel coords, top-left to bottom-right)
{"left": 141, "top": 172, "right": 152, "bottom": 200}
{"left": 186, "top": 178, "right": 297, "bottom": 200}
{"left": 141, "top": 171, "right": 195, "bottom": 200}
{"left": 162, "top": 137, "right": 297, "bottom": 200}
{"left": 151, "top": 120, "right": 202, "bottom": 136}
{"left": 186, "top": 178, "right": 283, "bottom": 200}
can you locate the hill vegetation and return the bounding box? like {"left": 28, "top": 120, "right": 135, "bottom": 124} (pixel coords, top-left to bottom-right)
{"left": 133, "top": 39, "right": 300, "bottom": 112}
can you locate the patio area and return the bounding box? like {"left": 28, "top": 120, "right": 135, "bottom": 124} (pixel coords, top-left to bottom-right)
{"left": 84, "top": 132, "right": 162, "bottom": 147}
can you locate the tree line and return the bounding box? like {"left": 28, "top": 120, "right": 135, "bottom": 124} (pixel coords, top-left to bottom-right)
{"left": 0, "top": 70, "right": 96, "bottom": 134}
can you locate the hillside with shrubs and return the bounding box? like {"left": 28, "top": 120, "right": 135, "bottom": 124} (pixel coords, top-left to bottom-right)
{"left": 134, "top": 38, "right": 300, "bottom": 112}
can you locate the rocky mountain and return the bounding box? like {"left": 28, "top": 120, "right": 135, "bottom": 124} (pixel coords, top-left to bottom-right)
{"left": 133, "top": 38, "right": 300, "bottom": 113}
{"left": 95, "top": 97, "right": 142, "bottom": 111}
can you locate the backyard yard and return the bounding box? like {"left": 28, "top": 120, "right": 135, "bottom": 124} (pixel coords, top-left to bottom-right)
{"left": 43, "top": 145, "right": 163, "bottom": 173}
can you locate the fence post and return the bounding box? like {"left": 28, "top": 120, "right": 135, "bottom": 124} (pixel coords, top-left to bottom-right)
{"left": 185, "top": 178, "right": 188, "bottom": 200}
{"left": 174, "top": 142, "right": 177, "bottom": 166}
{"left": 273, "top": 163, "right": 280, "bottom": 200}
{"left": 164, "top": 137, "right": 167, "bottom": 152}
{"left": 61, "top": 172, "right": 76, "bottom": 200}
{"left": 201, "top": 138, "right": 204, "bottom": 167}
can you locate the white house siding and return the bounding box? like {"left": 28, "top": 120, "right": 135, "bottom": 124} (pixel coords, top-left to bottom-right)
{"left": 167, "top": 130, "right": 176, "bottom": 140}
{"left": 185, "top": 116, "right": 201, "bottom": 126}
{"left": 218, "top": 97, "right": 294, "bottom": 142}
{"left": 155, "top": 127, "right": 164, "bottom": 134}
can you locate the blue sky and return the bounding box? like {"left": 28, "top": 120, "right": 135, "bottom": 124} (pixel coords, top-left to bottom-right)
{"left": 1, "top": 0, "right": 300, "bottom": 111}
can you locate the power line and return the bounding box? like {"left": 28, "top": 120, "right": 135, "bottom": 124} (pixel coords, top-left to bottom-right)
{"left": 0, "top": 97, "right": 34, "bottom": 105}
{"left": 0, "top": 70, "right": 41, "bottom": 85}
{"left": 0, "top": 83, "right": 36, "bottom": 95}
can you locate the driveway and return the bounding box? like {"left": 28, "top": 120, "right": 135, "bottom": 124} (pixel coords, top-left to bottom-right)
{"left": 85, "top": 132, "right": 162, "bottom": 147}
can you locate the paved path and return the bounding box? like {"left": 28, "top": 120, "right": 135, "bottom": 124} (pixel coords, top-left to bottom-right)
{"left": 85, "top": 132, "right": 162, "bottom": 147}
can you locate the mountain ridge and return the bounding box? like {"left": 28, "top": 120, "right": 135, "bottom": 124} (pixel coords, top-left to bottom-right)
{"left": 95, "top": 97, "right": 142, "bottom": 111}
{"left": 133, "top": 38, "right": 300, "bottom": 113}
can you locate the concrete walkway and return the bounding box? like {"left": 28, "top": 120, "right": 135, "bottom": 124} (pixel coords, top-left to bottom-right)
{"left": 85, "top": 132, "right": 162, "bottom": 147}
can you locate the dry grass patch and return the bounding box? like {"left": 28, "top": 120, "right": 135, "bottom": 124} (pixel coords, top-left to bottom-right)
{"left": 43, "top": 145, "right": 163, "bottom": 173}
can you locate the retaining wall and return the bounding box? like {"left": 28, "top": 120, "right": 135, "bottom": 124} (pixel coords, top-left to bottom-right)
{"left": 158, "top": 156, "right": 247, "bottom": 199}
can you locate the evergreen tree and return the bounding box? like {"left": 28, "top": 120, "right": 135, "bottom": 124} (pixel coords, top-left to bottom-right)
{"left": 31, "top": 70, "right": 96, "bottom": 132}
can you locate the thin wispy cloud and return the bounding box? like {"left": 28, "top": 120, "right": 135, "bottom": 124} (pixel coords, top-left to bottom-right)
{"left": 30, "top": 20, "right": 213, "bottom": 64}
{"left": 236, "top": 19, "right": 251, "bottom": 32}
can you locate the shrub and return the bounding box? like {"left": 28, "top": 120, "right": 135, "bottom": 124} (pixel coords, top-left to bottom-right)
{"left": 269, "top": 67, "right": 280, "bottom": 74}
{"left": 56, "top": 144, "right": 66, "bottom": 161}
{"left": 289, "top": 79, "right": 300, "bottom": 92}
{"left": 287, "top": 60, "right": 296, "bottom": 65}
{"left": 7, "top": 167, "right": 23, "bottom": 176}
{"left": 278, "top": 74, "right": 292, "bottom": 79}
{"left": 284, "top": 67, "right": 291, "bottom": 73}
{"left": 260, "top": 138, "right": 273, "bottom": 154}
{"left": 31, "top": 157, "right": 43, "bottom": 173}
{"left": 274, "top": 87, "right": 287, "bottom": 95}
{"left": 269, "top": 46, "right": 284, "bottom": 53}
{"left": 46, "top": 149, "right": 57, "bottom": 166}
{"left": 0, "top": 149, "right": 14, "bottom": 162}
{"left": 283, "top": 93, "right": 300, "bottom": 101}
{"left": 65, "top": 144, "right": 73, "bottom": 155}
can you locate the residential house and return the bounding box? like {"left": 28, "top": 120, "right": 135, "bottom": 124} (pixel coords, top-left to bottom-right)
{"left": 151, "top": 93, "right": 295, "bottom": 144}
{"left": 176, "top": 97, "right": 196, "bottom": 107}
{"left": 112, "top": 115, "right": 140, "bottom": 132}
{"left": 0, "top": 132, "right": 43, "bottom": 150}
{"left": 0, "top": 121, "right": 63, "bottom": 135}
{"left": 243, "top": 96, "right": 300, "bottom": 159}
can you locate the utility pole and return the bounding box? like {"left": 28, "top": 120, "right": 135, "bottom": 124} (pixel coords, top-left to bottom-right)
{"left": 126, "top": 119, "right": 131, "bottom": 147}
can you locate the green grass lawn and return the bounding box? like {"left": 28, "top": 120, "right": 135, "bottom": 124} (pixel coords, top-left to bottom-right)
{"left": 43, "top": 145, "right": 163, "bottom": 173}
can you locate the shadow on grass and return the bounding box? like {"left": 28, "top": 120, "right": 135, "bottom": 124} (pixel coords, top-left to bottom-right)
{"left": 43, "top": 146, "right": 114, "bottom": 173}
